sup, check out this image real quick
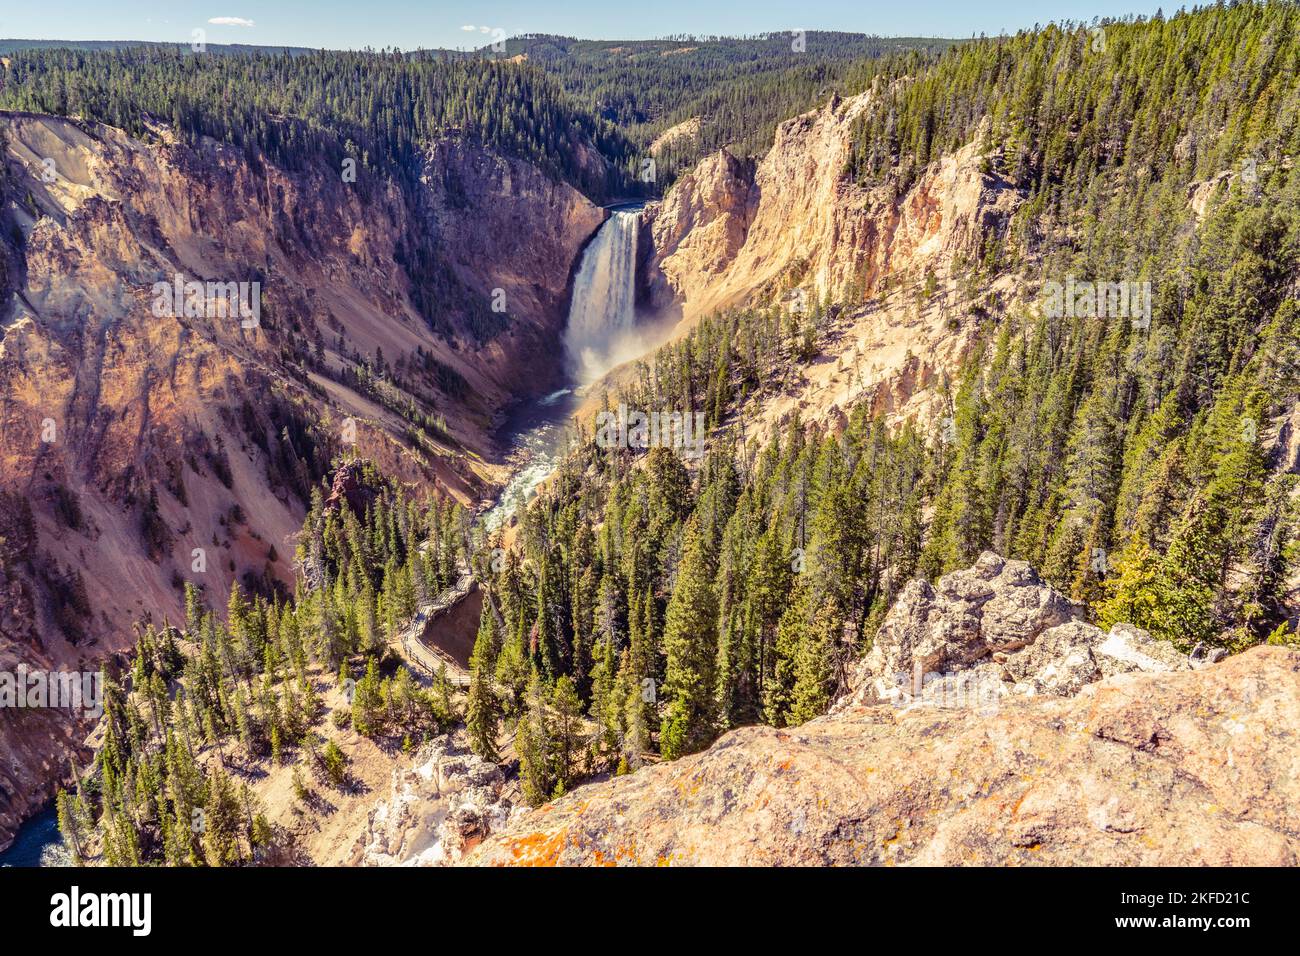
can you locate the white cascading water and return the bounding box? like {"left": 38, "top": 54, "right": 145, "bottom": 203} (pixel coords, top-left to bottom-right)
{"left": 564, "top": 208, "right": 640, "bottom": 384}
{"left": 480, "top": 207, "right": 648, "bottom": 531}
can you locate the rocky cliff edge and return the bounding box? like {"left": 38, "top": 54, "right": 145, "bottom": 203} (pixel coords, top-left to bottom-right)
{"left": 466, "top": 554, "right": 1300, "bottom": 866}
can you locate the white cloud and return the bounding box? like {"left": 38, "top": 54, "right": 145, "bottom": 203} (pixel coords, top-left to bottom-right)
{"left": 208, "top": 17, "right": 255, "bottom": 27}
{"left": 460, "top": 25, "right": 477, "bottom": 31}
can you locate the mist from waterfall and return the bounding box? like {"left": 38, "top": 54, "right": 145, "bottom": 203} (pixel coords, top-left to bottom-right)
{"left": 564, "top": 208, "right": 645, "bottom": 384}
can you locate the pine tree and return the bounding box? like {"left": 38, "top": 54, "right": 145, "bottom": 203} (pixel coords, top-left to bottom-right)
{"left": 763, "top": 580, "right": 808, "bottom": 726}
{"left": 466, "top": 611, "right": 501, "bottom": 763}
{"left": 790, "top": 602, "right": 839, "bottom": 724}
{"left": 588, "top": 634, "right": 621, "bottom": 752}
{"left": 202, "top": 767, "right": 242, "bottom": 866}
{"left": 493, "top": 625, "right": 530, "bottom": 716}
{"left": 551, "top": 676, "right": 582, "bottom": 796}
{"left": 516, "top": 672, "right": 554, "bottom": 808}
{"left": 351, "top": 658, "right": 382, "bottom": 736}
{"left": 660, "top": 518, "right": 719, "bottom": 759}
{"left": 55, "top": 788, "right": 83, "bottom": 865}
{"left": 322, "top": 740, "right": 348, "bottom": 788}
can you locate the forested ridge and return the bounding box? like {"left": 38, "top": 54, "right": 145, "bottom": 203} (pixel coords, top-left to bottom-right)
{"left": 843, "top": 5, "right": 1300, "bottom": 195}
{"left": 0, "top": 32, "right": 955, "bottom": 195}
{"left": 493, "top": 32, "right": 957, "bottom": 184}
{"left": 0, "top": 47, "right": 637, "bottom": 200}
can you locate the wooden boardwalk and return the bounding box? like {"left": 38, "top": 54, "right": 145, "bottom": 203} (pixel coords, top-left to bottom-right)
{"left": 392, "top": 571, "right": 475, "bottom": 687}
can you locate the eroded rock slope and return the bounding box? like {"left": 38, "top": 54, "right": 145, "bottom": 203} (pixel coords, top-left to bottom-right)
{"left": 0, "top": 111, "right": 604, "bottom": 848}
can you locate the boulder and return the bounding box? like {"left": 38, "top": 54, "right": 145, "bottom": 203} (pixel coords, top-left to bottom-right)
{"left": 840, "top": 552, "right": 1081, "bottom": 710}
{"left": 1000, "top": 620, "right": 1191, "bottom": 697}
{"left": 353, "top": 735, "right": 515, "bottom": 867}
{"left": 1001, "top": 621, "right": 1103, "bottom": 697}
{"left": 1095, "top": 622, "right": 1193, "bottom": 676}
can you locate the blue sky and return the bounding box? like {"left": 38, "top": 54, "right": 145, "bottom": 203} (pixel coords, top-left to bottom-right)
{"left": 1, "top": 1, "right": 1174, "bottom": 49}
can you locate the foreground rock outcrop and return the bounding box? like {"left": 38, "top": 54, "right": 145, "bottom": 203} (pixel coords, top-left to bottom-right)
{"left": 351, "top": 736, "right": 517, "bottom": 866}
{"left": 467, "top": 556, "right": 1300, "bottom": 866}
{"left": 836, "top": 552, "right": 1199, "bottom": 711}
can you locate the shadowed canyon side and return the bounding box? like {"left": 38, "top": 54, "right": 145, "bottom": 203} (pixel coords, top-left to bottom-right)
{"left": 0, "top": 110, "right": 605, "bottom": 848}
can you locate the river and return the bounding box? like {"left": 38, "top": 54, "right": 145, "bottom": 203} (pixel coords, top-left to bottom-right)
{"left": 0, "top": 805, "right": 66, "bottom": 867}
{"left": 479, "top": 386, "right": 583, "bottom": 532}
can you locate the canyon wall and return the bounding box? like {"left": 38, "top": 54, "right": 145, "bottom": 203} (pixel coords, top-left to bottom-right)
{"left": 638, "top": 91, "right": 1023, "bottom": 433}
{"left": 645, "top": 92, "right": 1021, "bottom": 318}
{"left": 0, "top": 111, "right": 604, "bottom": 848}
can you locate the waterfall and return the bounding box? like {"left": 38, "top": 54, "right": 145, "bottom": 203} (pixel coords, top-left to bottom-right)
{"left": 564, "top": 208, "right": 641, "bottom": 384}
{"left": 480, "top": 208, "right": 645, "bottom": 530}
